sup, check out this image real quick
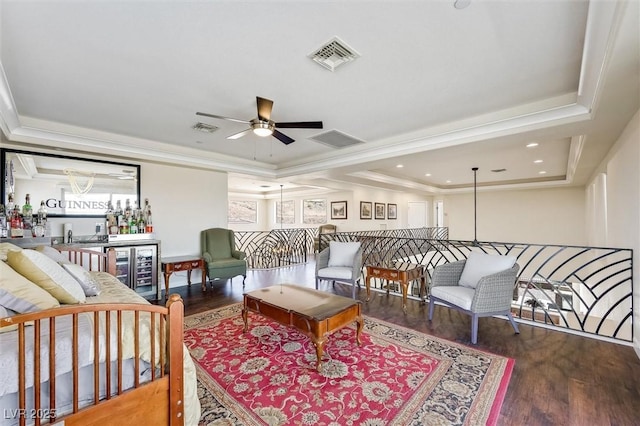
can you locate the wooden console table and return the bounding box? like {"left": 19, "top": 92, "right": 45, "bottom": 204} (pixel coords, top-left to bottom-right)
{"left": 365, "top": 262, "right": 427, "bottom": 312}
{"left": 161, "top": 255, "right": 206, "bottom": 298}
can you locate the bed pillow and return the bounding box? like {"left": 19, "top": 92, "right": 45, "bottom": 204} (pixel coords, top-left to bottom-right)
{"left": 0, "top": 242, "right": 22, "bottom": 261}
{"left": 6, "top": 249, "right": 86, "bottom": 304}
{"left": 0, "top": 260, "right": 60, "bottom": 313}
{"left": 328, "top": 241, "right": 361, "bottom": 267}
{"left": 458, "top": 251, "right": 517, "bottom": 289}
{"left": 35, "top": 245, "right": 71, "bottom": 265}
{"left": 62, "top": 263, "right": 101, "bottom": 296}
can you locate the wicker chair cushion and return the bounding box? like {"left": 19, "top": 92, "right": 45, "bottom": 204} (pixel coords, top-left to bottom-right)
{"left": 458, "top": 252, "right": 516, "bottom": 289}
{"left": 431, "top": 286, "right": 475, "bottom": 310}
{"left": 328, "top": 241, "right": 361, "bottom": 267}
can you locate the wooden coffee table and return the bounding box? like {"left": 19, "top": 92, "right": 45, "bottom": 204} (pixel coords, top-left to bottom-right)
{"left": 365, "top": 262, "right": 427, "bottom": 312}
{"left": 242, "top": 284, "right": 363, "bottom": 371}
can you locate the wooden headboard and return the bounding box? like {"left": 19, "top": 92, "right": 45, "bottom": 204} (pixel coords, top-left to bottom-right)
{"left": 57, "top": 247, "right": 117, "bottom": 276}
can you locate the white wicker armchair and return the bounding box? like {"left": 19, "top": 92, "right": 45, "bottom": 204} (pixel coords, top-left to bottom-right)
{"left": 315, "top": 242, "right": 363, "bottom": 299}
{"left": 428, "top": 258, "right": 520, "bottom": 344}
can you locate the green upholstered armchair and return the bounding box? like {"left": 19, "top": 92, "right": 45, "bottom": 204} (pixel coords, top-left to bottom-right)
{"left": 200, "top": 228, "right": 247, "bottom": 287}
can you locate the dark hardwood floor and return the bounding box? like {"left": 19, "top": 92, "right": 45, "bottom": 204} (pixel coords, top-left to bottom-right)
{"left": 159, "top": 261, "right": 640, "bottom": 426}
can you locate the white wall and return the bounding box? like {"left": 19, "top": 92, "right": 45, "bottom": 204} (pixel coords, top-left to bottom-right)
{"left": 141, "top": 162, "right": 228, "bottom": 257}
{"left": 443, "top": 187, "right": 587, "bottom": 245}
{"left": 587, "top": 109, "right": 639, "bottom": 356}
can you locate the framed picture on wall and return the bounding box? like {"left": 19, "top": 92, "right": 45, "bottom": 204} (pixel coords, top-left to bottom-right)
{"left": 375, "top": 202, "right": 385, "bottom": 219}
{"left": 360, "top": 201, "right": 372, "bottom": 219}
{"left": 387, "top": 203, "right": 397, "bottom": 220}
{"left": 275, "top": 200, "right": 295, "bottom": 224}
{"left": 228, "top": 200, "right": 258, "bottom": 224}
{"left": 330, "top": 201, "right": 347, "bottom": 219}
{"left": 303, "top": 199, "right": 327, "bottom": 224}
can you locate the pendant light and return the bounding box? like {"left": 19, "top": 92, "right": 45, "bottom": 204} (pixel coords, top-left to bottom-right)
{"left": 472, "top": 167, "right": 479, "bottom": 246}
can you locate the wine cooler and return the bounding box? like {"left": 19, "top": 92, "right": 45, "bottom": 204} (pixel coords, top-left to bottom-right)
{"left": 113, "top": 244, "right": 158, "bottom": 299}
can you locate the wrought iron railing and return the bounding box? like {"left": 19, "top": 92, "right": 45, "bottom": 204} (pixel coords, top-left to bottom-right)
{"left": 234, "top": 227, "right": 448, "bottom": 268}
{"left": 323, "top": 233, "right": 633, "bottom": 343}
{"left": 235, "top": 229, "right": 310, "bottom": 269}
{"left": 233, "top": 227, "right": 632, "bottom": 342}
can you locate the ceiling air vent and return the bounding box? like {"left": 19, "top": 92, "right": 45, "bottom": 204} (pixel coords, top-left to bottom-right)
{"left": 192, "top": 122, "right": 219, "bottom": 133}
{"left": 310, "top": 130, "right": 365, "bottom": 148}
{"left": 308, "top": 37, "right": 360, "bottom": 72}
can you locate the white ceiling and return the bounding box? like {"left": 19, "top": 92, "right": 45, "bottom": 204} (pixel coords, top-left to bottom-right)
{"left": 0, "top": 0, "right": 638, "bottom": 197}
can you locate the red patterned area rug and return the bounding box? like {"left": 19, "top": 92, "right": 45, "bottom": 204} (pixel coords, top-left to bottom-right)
{"left": 185, "top": 303, "right": 514, "bottom": 426}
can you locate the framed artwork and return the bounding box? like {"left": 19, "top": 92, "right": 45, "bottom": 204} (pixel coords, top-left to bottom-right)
{"left": 375, "top": 202, "right": 385, "bottom": 219}
{"left": 228, "top": 200, "right": 258, "bottom": 224}
{"left": 275, "top": 200, "right": 295, "bottom": 224}
{"left": 303, "top": 199, "right": 327, "bottom": 224}
{"left": 360, "top": 201, "right": 372, "bottom": 219}
{"left": 387, "top": 203, "right": 397, "bottom": 220}
{"left": 330, "top": 201, "right": 347, "bottom": 219}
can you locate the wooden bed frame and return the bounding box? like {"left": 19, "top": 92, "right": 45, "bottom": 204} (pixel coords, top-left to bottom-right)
{"left": 0, "top": 248, "right": 186, "bottom": 426}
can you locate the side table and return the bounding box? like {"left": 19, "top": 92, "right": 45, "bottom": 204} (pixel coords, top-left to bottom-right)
{"left": 161, "top": 256, "right": 207, "bottom": 298}
{"left": 365, "top": 262, "right": 427, "bottom": 312}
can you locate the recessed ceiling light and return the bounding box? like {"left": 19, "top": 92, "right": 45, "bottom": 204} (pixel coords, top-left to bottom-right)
{"left": 491, "top": 168, "right": 507, "bottom": 173}
{"left": 425, "top": 173, "right": 431, "bottom": 177}
{"left": 446, "top": 180, "right": 452, "bottom": 183}
{"left": 534, "top": 159, "right": 543, "bottom": 164}
{"left": 396, "top": 164, "right": 404, "bottom": 168}
{"left": 539, "top": 171, "right": 547, "bottom": 175}
{"left": 454, "top": 0, "right": 471, "bottom": 9}
{"left": 260, "top": 185, "right": 271, "bottom": 188}
{"left": 526, "top": 142, "right": 539, "bottom": 148}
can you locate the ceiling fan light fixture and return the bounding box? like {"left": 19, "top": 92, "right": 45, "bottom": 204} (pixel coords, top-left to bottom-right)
{"left": 251, "top": 120, "right": 274, "bottom": 137}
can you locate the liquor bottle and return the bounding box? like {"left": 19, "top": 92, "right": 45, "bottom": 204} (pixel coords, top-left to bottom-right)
{"left": 114, "top": 199, "right": 123, "bottom": 233}
{"left": 21, "top": 194, "right": 33, "bottom": 233}
{"left": 129, "top": 210, "right": 138, "bottom": 234}
{"left": 0, "top": 204, "right": 6, "bottom": 238}
{"left": 22, "top": 194, "right": 32, "bottom": 216}
{"left": 32, "top": 200, "right": 47, "bottom": 237}
{"left": 137, "top": 211, "right": 146, "bottom": 234}
{"left": 145, "top": 204, "right": 153, "bottom": 233}
{"left": 118, "top": 215, "right": 129, "bottom": 234}
{"left": 6, "top": 193, "right": 14, "bottom": 215}
{"left": 105, "top": 200, "right": 117, "bottom": 234}
{"left": 143, "top": 198, "right": 150, "bottom": 216}
{"left": 10, "top": 205, "right": 23, "bottom": 238}
{"left": 37, "top": 200, "right": 47, "bottom": 225}
{"left": 124, "top": 198, "right": 132, "bottom": 223}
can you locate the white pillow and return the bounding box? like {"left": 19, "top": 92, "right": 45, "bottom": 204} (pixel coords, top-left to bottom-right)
{"left": 328, "top": 241, "right": 361, "bottom": 267}
{"left": 35, "top": 245, "right": 71, "bottom": 265}
{"left": 62, "top": 263, "right": 101, "bottom": 296}
{"left": 458, "top": 251, "right": 517, "bottom": 289}
{"left": 6, "top": 249, "right": 86, "bottom": 304}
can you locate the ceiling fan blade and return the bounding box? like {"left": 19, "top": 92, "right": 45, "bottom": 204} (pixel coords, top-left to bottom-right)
{"left": 272, "top": 129, "right": 295, "bottom": 145}
{"left": 275, "top": 121, "right": 323, "bottom": 129}
{"left": 196, "top": 112, "right": 250, "bottom": 124}
{"left": 256, "top": 96, "right": 274, "bottom": 121}
{"left": 227, "top": 128, "right": 253, "bottom": 140}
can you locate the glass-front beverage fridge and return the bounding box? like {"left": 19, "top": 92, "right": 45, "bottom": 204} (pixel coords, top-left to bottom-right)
{"left": 113, "top": 244, "right": 158, "bottom": 299}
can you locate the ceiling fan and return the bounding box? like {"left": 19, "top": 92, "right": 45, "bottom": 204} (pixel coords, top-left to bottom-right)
{"left": 196, "top": 96, "right": 323, "bottom": 145}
